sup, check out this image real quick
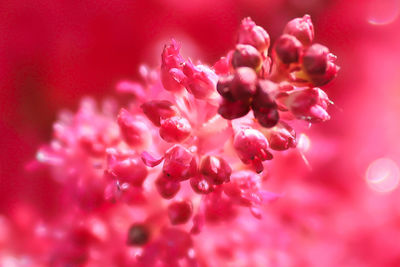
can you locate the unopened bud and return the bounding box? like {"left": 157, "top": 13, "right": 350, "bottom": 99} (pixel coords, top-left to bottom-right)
{"left": 251, "top": 80, "right": 279, "bottom": 128}
{"left": 218, "top": 98, "right": 250, "bottom": 120}
{"left": 231, "top": 67, "right": 258, "bottom": 101}
{"left": 141, "top": 100, "right": 178, "bottom": 126}
{"left": 232, "top": 44, "right": 262, "bottom": 70}
{"left": 286, "top": 87, "right": 331, "bottom": 123}
{"left": 268, "top": 122, "right": 296, "bottom": 151}
{"left": 302, "top": 44, "right": 339, "bottom": 86}
{"left": 233, "top": 128, "right": 272, "bottom": 173}
{"left": 200, "top": 155, "right": 232, "bottom": 185}
{"left": 159, "top": 116, "right": 191, "bottom": 143}
{"left": 284, "top": 15, "right": 314, "bottom": 46}
{"left": 155, "top": 174, "right": 181, "bottom": 199}
{"left": 274, "top": 34, "right": 303, "bottom": 64}
{"left": 238, "top": 17, "right": 270, "bottom": 53}
{"left": 163, "top": 145, "right": 197, "bottom": 181}
{"left": 182, "top": 62, "right": 218, "bottom": 99}
{"left": 161, "top": 40, "right": 185, "bottom": 92}
{"left": 168, "top": 200, "right": 193, "bottom": 225}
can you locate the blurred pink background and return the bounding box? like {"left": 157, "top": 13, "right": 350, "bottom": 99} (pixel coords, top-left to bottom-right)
{"left": 1, "top": 0, "right": 400, "bottom": 265}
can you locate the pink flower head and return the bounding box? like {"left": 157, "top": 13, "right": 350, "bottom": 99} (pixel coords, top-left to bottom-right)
{"left": 233, "top": 128, "right": 273, "bottom": 173}
{"left": 284, "top": 14, "right": 314, "bottom": 46}
{"left": 286, "top": 87, "right": 331, "bottom": 122}
{"left": 238, "top": 17, "right": 270, "bottom": 53}
{"left": 31, "top": 14, "right": 340, "bottom": 267}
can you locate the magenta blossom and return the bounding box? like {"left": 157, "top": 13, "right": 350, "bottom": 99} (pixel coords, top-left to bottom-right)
{"left": 29, "top": 15, "right": 339, "bottom": 266}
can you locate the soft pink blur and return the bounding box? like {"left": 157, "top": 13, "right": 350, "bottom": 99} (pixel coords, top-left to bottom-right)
{"left": 1, "top": 0, "right": 400, "bottom": 266}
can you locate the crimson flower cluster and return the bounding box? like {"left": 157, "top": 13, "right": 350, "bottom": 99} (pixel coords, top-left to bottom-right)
{"left": 35, "top": 15, "right": 338, "bottom": 266}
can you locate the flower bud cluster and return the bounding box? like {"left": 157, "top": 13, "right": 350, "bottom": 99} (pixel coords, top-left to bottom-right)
{"left": 32, "top": 15, "right": 338, "bottom": 266}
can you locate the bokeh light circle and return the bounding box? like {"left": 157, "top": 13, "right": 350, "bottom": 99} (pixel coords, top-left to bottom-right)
{"left": 365, "top": 157, "right": 400, "bottom": 193}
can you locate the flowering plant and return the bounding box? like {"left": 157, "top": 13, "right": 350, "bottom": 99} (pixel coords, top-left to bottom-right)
{"left": 33, "top": 15, "right": 338, "bottom": 266}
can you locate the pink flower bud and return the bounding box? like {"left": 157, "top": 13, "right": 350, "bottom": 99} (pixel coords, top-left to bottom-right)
{"left": 107, "top": 151, "right": 148, "bottom": 186}
{"left": 167, "top": 200, "right": 193, "bottom": 225}
{"left": 284, "top": 15, "right": 314, "bottom": 46}
{"left": 161, "top": 40, "right": 185, "bottom": 92}
{"left": 155, "top": 174, "right": 181, "bottom": 199}
{"left": 117, "top": 108, "right": 150, "bottom": 147}
{"left": 218, "top": 98, "right": 250, "bottom": 120}
{"left": 286, "top": 87, "right": 331, "bottom": 122}
{"left": 251, "top": 80, "right": 279, "bottom": 128}
{"left": 190, "top": 176, "right": 215, "bottom": 194}
{"left": 233, "top": 128, "right": 272, "bottom": 173}
{"left": 182, "top": 61, "right": 217, "bottom": 99}
{"left": 268, "top": 122, "right": 297, "bottom": 151}
{"left": 159, "top": 116, "right": 191, "bottom": 143}
{"left": 127, "top": 223, "right": 150, "bottom": 246}
{"left": 200, "top": 155, "right": 232, "bottom": 185}
{"left": 141, "top": 100, "right": 178, "bottom": 126}
{"left": 302, "top": 44, "right": 339, "bottom": 86}
{"left": 232, "top": 44, "right": 262, "bottom": 70}
{"left": 237, "top": 17, "right": 270, "bottom": 52}
{"left": 163, "top": 145, "right": 197, "bottom": 181}
{"left": 274, "top": 34, "right": 303, "bottom": 64}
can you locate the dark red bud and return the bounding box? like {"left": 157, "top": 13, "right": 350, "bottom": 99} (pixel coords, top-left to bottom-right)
{"left": 303, "top": 44, "right": 330, "bottom": 75}
{"left": 251, "top": 80, "right": 279, "bottom": 128}
{"left": 274, "top": 34, "right": 303, "bottom": 64}
{"left": 216, "top": 75, "right": 235, "bottom": 101}
{"left": 230, "top": 67, "right": 258, "bottom": 101}
{"left": 218, "top": 98, "right": 250, "bottom": 120}
{"left": 127, "top": 223, "right": 150, "bottom": 246}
